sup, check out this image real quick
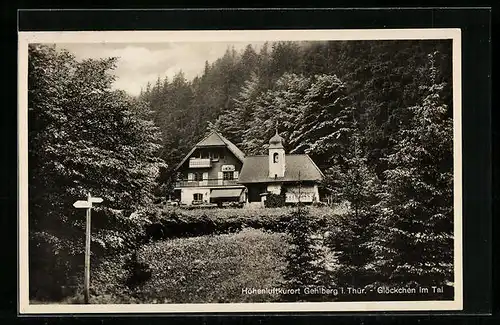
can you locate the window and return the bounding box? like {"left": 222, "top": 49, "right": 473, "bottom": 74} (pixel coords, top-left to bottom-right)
{"left": 194, "top": 172, "right": 203, "bottom": 181}
{"left": 273, "top": 152, "right": 279, "bottom": 163}
{"left": 193, "top": 193, "right": 203, "bottom": 201}
{"left": 201, "top": 150, "right": 209, "bottom": 159}
{"left": 223, "top": 171, "right": 234, "bottom": 180}
{"left": 212, "top": 152, "right": 219, "bottom": 160}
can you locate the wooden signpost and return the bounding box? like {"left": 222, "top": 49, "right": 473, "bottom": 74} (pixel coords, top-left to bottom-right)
{"left": 73, "top": 193, "right": 103, "bottom": 304}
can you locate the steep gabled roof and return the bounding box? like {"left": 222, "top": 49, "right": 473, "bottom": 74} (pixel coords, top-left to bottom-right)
{"left": 237, "top": 154, "right": 324, "bottom": 184}
{"left": 174, "top": 131, "right": 245, "bottom": 171}
{"left": 196, "top": 132, "right": 227, "bottom": 146}
{"left": 215, "top": 132, "right": 246, "bottom": 162}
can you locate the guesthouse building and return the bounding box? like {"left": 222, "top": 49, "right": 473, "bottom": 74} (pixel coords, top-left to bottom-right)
{"left": 174, "top": 130, "right": 324, "bottom": 207}
{"left": 173, "top": 131, "right": 246, "bottom": 206}
{"left": 237, "top": 131, "right": 324, "bottom": 205}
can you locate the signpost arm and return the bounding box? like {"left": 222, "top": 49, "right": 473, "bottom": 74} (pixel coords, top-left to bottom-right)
{"left": 73, "top": 193, "right": 102, "bottom": 304}
{"left": 84, "top": 193, "right": 92, "bottom": 304}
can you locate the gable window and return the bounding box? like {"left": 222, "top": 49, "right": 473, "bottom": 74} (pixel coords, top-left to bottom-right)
{"left": 273, "top": 152, "right": 279, "bottom": 163}
{"left": 223, "top": 171, "right": 234, "bottom": 180}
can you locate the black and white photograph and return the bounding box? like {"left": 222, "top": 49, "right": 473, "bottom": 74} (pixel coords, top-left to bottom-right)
{"left": 18, "top": 29, "right": 462, "bottom": 313}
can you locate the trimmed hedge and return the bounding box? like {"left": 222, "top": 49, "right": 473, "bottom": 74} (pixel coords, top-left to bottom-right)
{"left": 143, "top": 206, "right": 341, "bottom": 241}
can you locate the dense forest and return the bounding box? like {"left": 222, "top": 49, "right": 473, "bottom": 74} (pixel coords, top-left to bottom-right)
{"left": 28, "top": 39, "right": 454, "bottom": 302}
{"left": 139, "top": 40, "right": 452, "bottom": 189}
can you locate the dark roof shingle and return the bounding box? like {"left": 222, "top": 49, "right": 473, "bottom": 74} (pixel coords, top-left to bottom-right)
{"left": 238, "top": 155, "right": 324, "bottom": 184}
{"left": 196, "top": 132, "right": 226, "bottom": 147}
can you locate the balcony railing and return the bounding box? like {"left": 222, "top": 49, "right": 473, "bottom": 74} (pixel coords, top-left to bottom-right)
{"left": 189, "top": 158, "right": 212, "bottom": 168}
{"left": 175, "top": 178, "right": 241, "bottom": 188}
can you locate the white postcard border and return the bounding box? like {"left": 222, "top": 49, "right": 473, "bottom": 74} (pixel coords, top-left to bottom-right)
{"left": 18, "top": 28, "right": 463, "bottom": 314}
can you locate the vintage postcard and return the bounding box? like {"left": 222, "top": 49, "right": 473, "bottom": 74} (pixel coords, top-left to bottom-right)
{"left": 18, "top": 29, "right": 462, "bottom": 314}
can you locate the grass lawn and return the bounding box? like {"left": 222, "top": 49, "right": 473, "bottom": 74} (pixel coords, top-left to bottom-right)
{"left": 133, "top": 228, "right": 290, "bottom": 303}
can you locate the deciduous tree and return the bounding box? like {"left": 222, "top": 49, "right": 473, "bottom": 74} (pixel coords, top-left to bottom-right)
{"left": 28, "top": 44, "right": 165, "bottom": 300}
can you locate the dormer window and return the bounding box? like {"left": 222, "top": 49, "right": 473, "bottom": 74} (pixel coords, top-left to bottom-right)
{"left": 273, "top": 152, "right": 279, "bottom": 163}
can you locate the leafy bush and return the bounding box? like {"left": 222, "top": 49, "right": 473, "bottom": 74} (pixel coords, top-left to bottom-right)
{"left": 29, "top": 206, "right": 160, "bottom": 302}
{"left": 264, "top": 193, "right": 286, "bottom": 208}
{"left": 29, "top": 232, "right": 79, "bottom": 300}
{"left": 125, "top": 251, "right": 153, "bottom": 288}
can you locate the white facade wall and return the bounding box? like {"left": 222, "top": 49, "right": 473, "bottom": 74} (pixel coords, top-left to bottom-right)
{"left": 181, "top": 184, "right": 319, "bottom": 205}
{"left": 267, "top": 183, "right": 282, "bottom": 195}
{"left": 284, "top": 184, "right": 319, "bottom": 203}
{"left": 180, "top": 187, "right": 211, "bottom": 205}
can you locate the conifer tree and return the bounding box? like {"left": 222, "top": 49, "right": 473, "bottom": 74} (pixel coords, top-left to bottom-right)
{"left": 371, "top": 52, "right": 454, "bottom": 292}
{"left": 281, "top": 207, "right": 327, "bottom": 302}
{"left": 269, "top": 41, "right": 303, "bottom": 79}
{"left": 325, "top": 126, "right": 382, "bottom": 291}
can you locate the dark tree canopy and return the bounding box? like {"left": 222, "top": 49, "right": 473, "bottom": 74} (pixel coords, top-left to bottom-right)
{"left": 28, "top": 44, "right": 165, "bottom": 300}
{"left": 141, "top": 40, "right": 452, "bottom": 187}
